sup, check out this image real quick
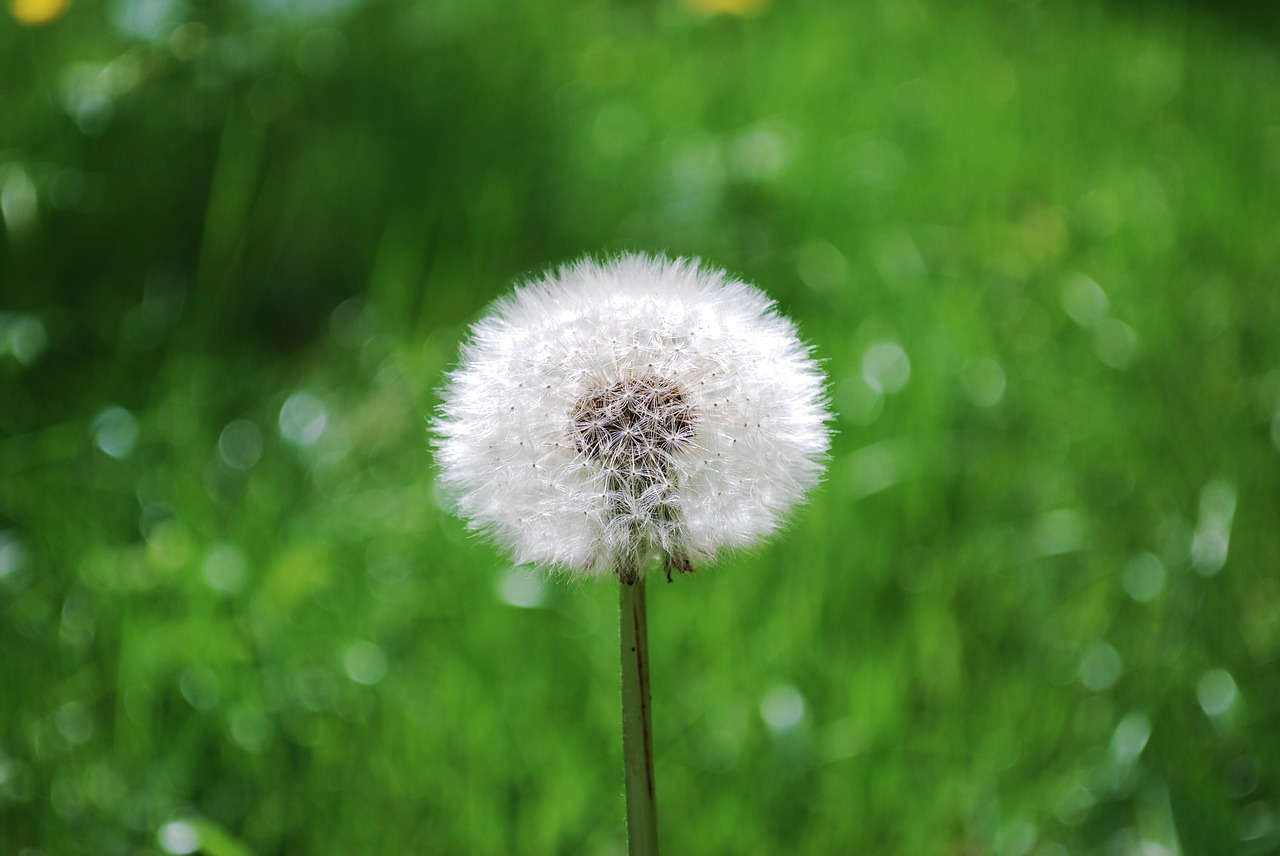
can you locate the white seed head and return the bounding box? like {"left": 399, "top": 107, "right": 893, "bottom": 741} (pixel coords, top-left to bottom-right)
{"left": 433, "top": 253, "right": 831, "bottom": 580}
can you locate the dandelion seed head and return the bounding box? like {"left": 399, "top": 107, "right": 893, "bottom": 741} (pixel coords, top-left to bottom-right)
{"left": 433, "top": 253, "right": 831, "bottom": 579}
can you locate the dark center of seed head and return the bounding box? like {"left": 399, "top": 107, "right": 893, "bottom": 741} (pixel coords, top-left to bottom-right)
{"left": 571, "top": 375, "right": 695, "bottom": 463}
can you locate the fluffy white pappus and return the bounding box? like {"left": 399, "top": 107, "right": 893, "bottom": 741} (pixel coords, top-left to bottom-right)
{"left": 433, "top": 253, "right": 831, "bottom": 579}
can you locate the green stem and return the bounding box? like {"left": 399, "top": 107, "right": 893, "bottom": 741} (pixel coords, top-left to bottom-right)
{"left": 620, "top": 575, "right": 659, "bottom": 856}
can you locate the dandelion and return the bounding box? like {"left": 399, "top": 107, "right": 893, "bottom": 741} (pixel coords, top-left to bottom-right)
{"left": 434, "top": 253, "right": 831, "bottom": 854}
{"left": 435, "top": 253, "right": 830, "bottom": 580}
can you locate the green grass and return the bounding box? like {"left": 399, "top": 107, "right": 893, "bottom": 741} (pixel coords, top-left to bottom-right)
{"left": 3, "top": 0, "right": 1280, "bottom": 853}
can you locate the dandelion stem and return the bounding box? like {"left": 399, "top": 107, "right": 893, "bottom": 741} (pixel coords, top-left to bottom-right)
{"left": 620, "top": 574, "right": 659, "bottom": 856}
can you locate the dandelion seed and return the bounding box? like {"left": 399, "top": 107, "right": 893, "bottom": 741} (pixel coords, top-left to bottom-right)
{"left": 433, "top": 253, "right": 831, "bottom": 580}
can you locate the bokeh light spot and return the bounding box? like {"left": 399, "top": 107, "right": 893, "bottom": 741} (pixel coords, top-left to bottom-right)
{"left": 872, "top": 231, "right": 927, "bottom": 284}
{"left": 961, "top": 357, "right": 1006, "bottom": 407}
{"left": 94, "top": 407, "right": 139, "bottom": 459}
{"left": 759, "top": 684, "right": 805, "bottom": 732}
{"left": 54, "top": 700, "right": 95, "bottom": 744}
{"left": 1034, "top": 509, "right": 1086, "bottom": 557}
{"left": 1061, "top": 274, "right": 1109, "bottom": 327}
{"left": 1197, "top": 668, "right": 1237, "bottom": 717}
{"left": 696, "top": 728, "right": 742, "bottom": 772}
{"left": 202, "top": 543, "right": 249, "bottom": 594}
{"left": 110, "top": 0, "right": 184, "bottom": 41}
{"left": 995, "top": 819, "right": 1037, "bottom": 856}
{"left": 9, "top": 0, "right": 70, "bottom": 25}
{"left": 179, "top": 665, "right": 221, "bottom": 711}
{"left": 795, "top": 240, "right": 847, "bottom": 292}
{"left": 844, "top": 439, "right": 904, "bottom": 499}
{"left": 1110, "top": 711, "right": 1151, "bottom": 761}
{"left": 1093, "top": 318, "right": 1138, "bottom": 369}
{"left": 329, "top": 298, "right": 376, "bottom": 348}
{"left": 60, "top": 592, "right": 96, "bottom": 648}
{"left": 498, "top": 568, "right": 545, "bottom": 608}
{"left": 729, "top": 127, "right": 789, "bottom": 181}
{"left": 1240, "top": 801, "right": 1274, "bottom": 841}
{"left": 343, "top": 641, "right": 388, "bottom": 686}
{"left": 279, "top": 392, "right": 328, "bottom": 447}
{"left": 1192, "top": 479, "right": 1235, "bottom": 576}
{"left": 1054, "top": 784, "right": 1095, "bottom": 826}
{"left": 0, "top": 531, "right": 25, "bottom": 583}
{"left": 847, "top": 136, "right": 905, "bottom": 190}
{"left": 144, "top": 518, "right": 192, "bottom": 568}
{"left": 228, "top": 704, "right": 271, "bottom": 753}
{"left": 58, "top": 64, "right": 114, "bottom": 135}
{"left": 219, "top": 419, "right": 263, "bottom": 470}
{"left": 158, "top": 820, "right": 199, "bottom": 855}
{"left": 1079, "top": 643, "right": 1122, "bottom": 692}
{"left": 836, "top": 375, "right": 883, "bottom": 425}
{"left": 862, "top": 341, "right": 910, "bottom": 394}
{"left": 1187, "top": 527, "right": 1228, "bottom": 573}
{"left": 1123, "top": 553, "right": 1166, "bottom": 602}
{"left": 2, "top": 313, "right": 49, "bottom": 365}
{"left": 1, "top": 166, "right": 39, "bottom": 240}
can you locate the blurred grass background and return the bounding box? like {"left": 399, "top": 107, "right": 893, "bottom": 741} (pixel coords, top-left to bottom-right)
{"left": 3, "top": 0, "right": 1280, "bottom": 853}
